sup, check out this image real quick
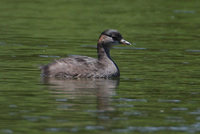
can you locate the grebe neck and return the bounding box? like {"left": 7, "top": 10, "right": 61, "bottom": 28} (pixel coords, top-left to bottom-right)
{"left": 97, "top": 42, "right": 111, "bottom": 60}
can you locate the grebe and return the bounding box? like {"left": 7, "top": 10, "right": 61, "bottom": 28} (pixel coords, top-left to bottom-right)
{"left": 41, "top": 29, "right": 131, "bottom": 78}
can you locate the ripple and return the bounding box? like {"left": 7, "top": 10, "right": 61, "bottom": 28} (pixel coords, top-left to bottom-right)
{"left": 98, "top": 115, "right": 110, "bottom": 120}
{"left": 45, "top": 127, "right": 79, "bottom": 132}
{"left": 191, "top": 92, "right": 200, "bottom": 95}
{"left": 128, "top": 126, "right": 166, "bottom": 132}
{"left": 112, "top": 126, "right": 195, "bottom": 133}
{"left": 57, "top": 104, "right": 70, "bottom": 109}
{"left": 182, "top": 62, "right": 189, "bottom": 64}
{"left": 23, "top": 116, "right": 38, "bottom": 122}
{"left": 45, "top": 128, "right": 66, "bottom": 132}
{"left": 86, "top": 110, "right": 105, "bottom": 113}
{"left": 71, "top": 127, "right": 79, "bottom": 132}
{"left": 158, "top": 99, "right": 181, "bottom": 103}
{"left": 81, "top": 44, "right": 96, "bottom": 48}
{"left": 189, "top": 109, "right": 200, "bottom": 115}
{"left": 196, "top": 116, "right": 200, "bottom": 120}
{"left": 117, "top": 98, "right": 147, "bottom": 102}
{"left": 123, "top": 111, "right": 143, "bottom": 116}
{"left": 9, "top": 112, "right": 17, "bottom": 116}
{"left": 39, "top": 55, "right": 60, "bottom": 58}
{"left": 23, "top": 115, "right": 50, "bottom": 122}
{"left": 9, "top": 104, "right": 17, "bottom": 108}
{"left": 0, "top": 129, "right": 13, "bottom": 134}
{"left": 39, "top": 116, "right": 50, "bottom": 120}
{"left": 56, "top": 98, "right": 68, "bottom": 102}
{"left": 112, "top": 127, "right": 165, "bottom": 133}
{"left": 112, "top": 117, "right": 128, "bottom": 121}
{"left": 185, "top": 50, "right": 200, "bottom": 53}
{"left": 0, "top": 42, "right": 23, "bottom": 46}
{"left": 0, "top": 42, "right": 6, "bottom": 45}
{"left": 171, "top": 107, "right": 188, "bottom": 111}
{"left": 192, "top": 122, "right": 200, "bottom": 130}
{"left": 56, "top": 119, "right": 69, "bottom": 123}
{"left": 166, "top": 116, "right": 185, "bottom": 123}
{"left": 85, "top": 126, "right": 104, "bottom": 130}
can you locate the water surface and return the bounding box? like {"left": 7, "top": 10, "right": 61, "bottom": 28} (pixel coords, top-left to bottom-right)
{"left": 0, "top": 0, "right": 200, "bottom": 134}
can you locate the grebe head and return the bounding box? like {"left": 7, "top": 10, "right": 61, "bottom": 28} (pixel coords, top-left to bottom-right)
{"left": 98, "top": 29, "right": 131, "bottom": 47}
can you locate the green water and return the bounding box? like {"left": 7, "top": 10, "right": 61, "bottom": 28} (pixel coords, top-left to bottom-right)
{"left": 0, "top": 0, "right": 200, "bottom": 133}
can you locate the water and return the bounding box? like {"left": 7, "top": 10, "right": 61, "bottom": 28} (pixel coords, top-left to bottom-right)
{"left": 0, "top": 0, "right": 200, "bottom": 134}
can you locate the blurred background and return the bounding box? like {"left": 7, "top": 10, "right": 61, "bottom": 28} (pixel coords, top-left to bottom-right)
{"left": 0, "top": 0, "right": 200, "bottom": 134}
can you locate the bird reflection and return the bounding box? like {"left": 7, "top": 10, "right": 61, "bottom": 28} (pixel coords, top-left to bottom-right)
{"left": 42, "top": 78, "right": 119, "bottom": 111}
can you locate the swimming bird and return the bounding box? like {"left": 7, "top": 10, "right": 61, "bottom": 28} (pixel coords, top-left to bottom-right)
{"left": 41, "top": 29, "right": 131, "bottom": 79}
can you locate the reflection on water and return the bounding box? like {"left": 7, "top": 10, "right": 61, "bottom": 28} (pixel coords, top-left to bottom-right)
{"left": 42, "top": 78, "right": 120, "bottom": 132}
{"left": 43, "top": 78, "right": 119, "bottom": 111}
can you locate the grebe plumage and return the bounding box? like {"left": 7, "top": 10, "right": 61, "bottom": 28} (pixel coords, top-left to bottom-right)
{"left": 41, "top": 29, "right": 131, "bottom": 79}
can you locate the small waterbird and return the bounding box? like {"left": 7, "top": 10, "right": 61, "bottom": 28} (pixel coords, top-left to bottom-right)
{"left": 41, "top": 29, "right": 131, "bottom": 79}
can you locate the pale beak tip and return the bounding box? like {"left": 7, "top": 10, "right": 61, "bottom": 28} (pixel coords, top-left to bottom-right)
{"left": 120, "top": 39, "right": 132, "bottom": 45}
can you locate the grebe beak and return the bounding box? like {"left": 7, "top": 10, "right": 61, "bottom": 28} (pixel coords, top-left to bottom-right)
{"left": 120, "top": 39, "right": 132, "bottom": 45}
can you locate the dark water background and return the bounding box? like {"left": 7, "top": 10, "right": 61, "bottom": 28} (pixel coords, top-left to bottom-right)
{"left": 0, "top": 0, "right": 200, "bottom": 134}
